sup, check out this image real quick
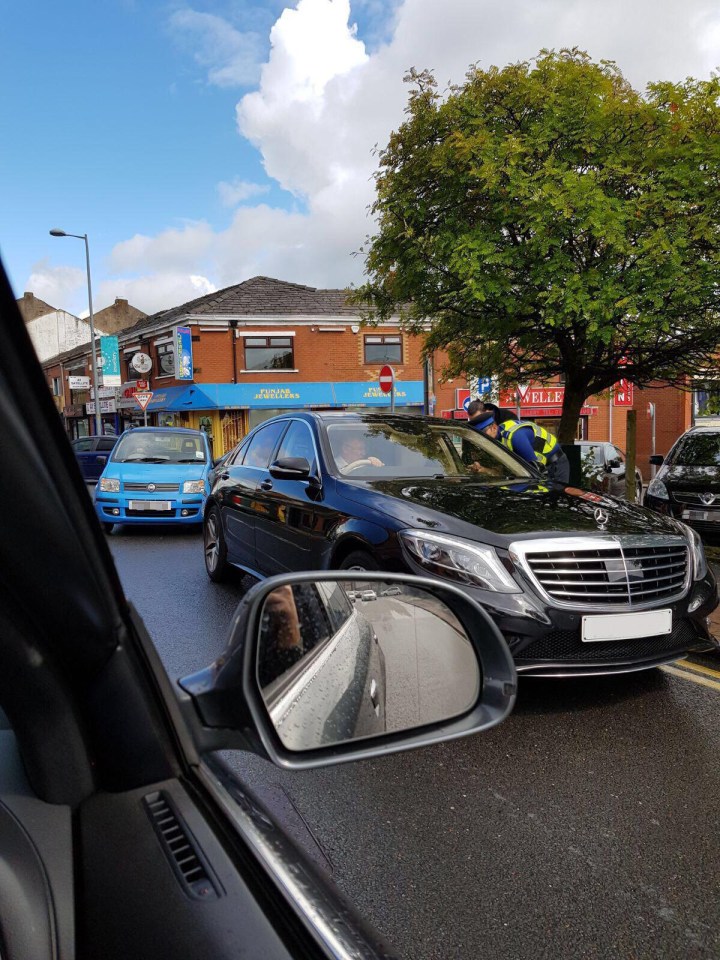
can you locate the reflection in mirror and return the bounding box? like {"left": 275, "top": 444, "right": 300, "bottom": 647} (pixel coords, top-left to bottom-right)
{"left": 257, "top": 579, "right": 481, "bottom": 752}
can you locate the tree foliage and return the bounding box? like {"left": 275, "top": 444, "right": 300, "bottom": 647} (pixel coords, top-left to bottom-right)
{"left": 353, "top": 49, "right": 720, "bottom": 441}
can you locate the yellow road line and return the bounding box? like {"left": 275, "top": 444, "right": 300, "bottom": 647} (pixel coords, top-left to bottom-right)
{"left": 661, "top": 664, "right": 720, "bottom": 692}
{"left": 673, "top": 658, "right": 720, "bottom": 681}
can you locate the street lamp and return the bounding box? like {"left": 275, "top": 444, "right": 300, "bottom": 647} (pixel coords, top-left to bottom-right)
{"left": 49, "top": 229, "right": 103, "bottom": 436}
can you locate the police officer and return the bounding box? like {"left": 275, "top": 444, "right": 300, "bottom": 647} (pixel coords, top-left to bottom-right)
{"left": 469, "top": 409, "right": 571, "bottom": 484}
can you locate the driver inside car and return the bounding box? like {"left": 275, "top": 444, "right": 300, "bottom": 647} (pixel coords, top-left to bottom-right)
{"left": 334, "top": 434, "right": 385, "bottom": 472}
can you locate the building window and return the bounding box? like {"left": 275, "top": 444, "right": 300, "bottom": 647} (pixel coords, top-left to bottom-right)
{"left": 364, "top": 335, "right": 402, "bottom": 364}
{"left": 51, "top": 377, "right": 62, "bottom": 396}
{"left": 244, "top": 337, "right": 294, "bottom": 371}
{"left": 156, "top": 343, "right": 175, "bottom": 377}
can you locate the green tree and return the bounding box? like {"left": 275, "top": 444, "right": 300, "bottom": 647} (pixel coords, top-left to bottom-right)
{"left": 354, "top": 49, "right": 720, "bottom": 442}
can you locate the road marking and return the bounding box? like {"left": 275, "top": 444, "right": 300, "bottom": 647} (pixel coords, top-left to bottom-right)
{"left": 661, "top": 664, "right": 720, "bottom": 692}
{"left": 673, "top": 659, "right": 720, "bottom": 681}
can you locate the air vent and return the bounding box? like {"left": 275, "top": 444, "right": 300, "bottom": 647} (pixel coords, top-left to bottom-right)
{"left": 144, "top": 791, "right": 221, "bottom": 900}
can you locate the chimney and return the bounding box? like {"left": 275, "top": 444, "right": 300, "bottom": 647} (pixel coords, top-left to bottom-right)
{"left": 115, "top": 298, "right": 128, "bottom": 307}
{"left": 24, "top": 292, "right": 34, "bottom": 301}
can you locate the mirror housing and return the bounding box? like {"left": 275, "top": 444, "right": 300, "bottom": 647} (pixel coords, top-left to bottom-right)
{"left": 649, "top": 454, "right": 664, "bottom": 466}
{"left": 269, "top": 457, "right": 311, "bottom": 481}
{"left": 178, "top": 572, "right": 517, "bottom": 769}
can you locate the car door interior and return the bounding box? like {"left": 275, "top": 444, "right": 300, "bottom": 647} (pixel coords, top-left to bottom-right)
{"left": 0, "top": 265, "right": 399, "bottom": 960}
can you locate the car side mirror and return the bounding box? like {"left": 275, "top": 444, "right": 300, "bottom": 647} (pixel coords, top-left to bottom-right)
{"left": 177, "top": 572, "right": 517, "bottom": 769}
{"left": 606, "top": 458, "right": 621, "bottom": 471}
{"left": 649, "top": 455, "right": 664, "bottom": 466}
{"left": 269, "top": 456, "right": 311, "bottom": 480}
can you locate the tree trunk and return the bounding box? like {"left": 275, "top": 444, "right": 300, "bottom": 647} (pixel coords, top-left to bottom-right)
{"left": 625, "top": 409, "right": 637, "bottom": 502}
{"left": 557, "top": 382, "right": 587, "bottom": 444}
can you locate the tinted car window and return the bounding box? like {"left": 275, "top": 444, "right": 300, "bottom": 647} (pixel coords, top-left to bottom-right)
{"left": 276, "top": 421, "right": 317, "bottom": 473}
{"left": 97, "top": 438, "right": 117, "bottom": 452}
{"left": 318, "top": 581, "right": 354, "bottom": 632}
{"left": 73, "top": 438, "right": 94, "bottom": 452}
{"left": 326, "top": 420, "right": 531, "bottom": 480}
{"left": 670, "top": 433, "right": 720, "bottom": 466}
{"left": 243, "top": 421, "right": 287, "bottom": 469}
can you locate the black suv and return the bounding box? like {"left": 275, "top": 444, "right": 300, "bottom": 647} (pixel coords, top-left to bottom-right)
{"left": 204, "top": 411, "right": 719, "bottom": 677}
{"left": 645, "top": 423, "right": 720, "bottom": 537}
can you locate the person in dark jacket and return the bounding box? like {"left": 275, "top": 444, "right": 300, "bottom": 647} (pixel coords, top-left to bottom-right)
{"left": 469, "top": 409, "right": 570, "bottom": 484}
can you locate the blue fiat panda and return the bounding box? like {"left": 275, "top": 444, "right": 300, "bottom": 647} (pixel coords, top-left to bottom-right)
{"left": 94, "top": 427, "right": 213, "bottom": 532}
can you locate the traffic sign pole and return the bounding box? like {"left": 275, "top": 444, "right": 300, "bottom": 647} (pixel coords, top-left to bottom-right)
{"left": 378, "top": 365, "right": 395, "bottom": 412}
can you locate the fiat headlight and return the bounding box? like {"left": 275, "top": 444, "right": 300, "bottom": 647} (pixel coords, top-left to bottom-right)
{"left": 98, "top": 477, "right": 120, "bottom": 492}
{"left": 646, "top": 477, "right": 669, "bottom": 500}
{"left": 183, "top": 480, "right": 205, "bottom": 494}
{"left": 399, "top": 530, "right": 520, "bottom": 593}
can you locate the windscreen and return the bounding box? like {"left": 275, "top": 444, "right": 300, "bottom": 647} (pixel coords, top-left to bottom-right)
{"left": 670, "top": 433, "right": 720, "bottom": 467}
{"left": 112, "top": 432, "right": 206, "bottom": 463}
{"left": 326, "top": 420, "right": 532, "bottom": 480}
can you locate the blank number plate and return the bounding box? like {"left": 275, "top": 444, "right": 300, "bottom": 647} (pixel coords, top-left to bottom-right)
{"left": 128, "top": 500, "right": 172, "bottom": 511}
{"left": 582, "top": 609, "right": 672, "bottom": 642}
{"left": 682, "top": 509, "right": 720, "bottom": 522}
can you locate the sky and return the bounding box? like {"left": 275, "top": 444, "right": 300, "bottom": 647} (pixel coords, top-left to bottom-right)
{"left": 2, "top": 0, "right": 719, "bottom": 317}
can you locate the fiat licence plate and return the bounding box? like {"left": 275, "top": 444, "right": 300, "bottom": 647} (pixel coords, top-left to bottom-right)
{"left": 581, "top": 609, "right": 672, "bottom": 642}
{"left": 128, "top": 500, "right": 172, "bottom": 511}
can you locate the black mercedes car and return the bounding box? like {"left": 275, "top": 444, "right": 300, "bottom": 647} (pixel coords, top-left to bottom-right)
{"left": 204, "top": 411, "right": 719, "bottom": 677}
{"left": 645, "top": 424, "right": 720, "bottom": 538}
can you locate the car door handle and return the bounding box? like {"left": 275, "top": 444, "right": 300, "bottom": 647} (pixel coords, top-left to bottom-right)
{"left": 97, "top": 456, "right": 106, "bottom": 463}
{"left": 260, "top": 479, "right": 273, "bottom": 491}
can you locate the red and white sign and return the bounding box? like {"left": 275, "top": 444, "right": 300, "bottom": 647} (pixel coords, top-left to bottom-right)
{"left": 499, "top": 386, "right": 565, "bottom": 407}
{"left": 455, "top": 388, "right": 471, "bottom": 409}
{"left": 613, "top": 379, "right": 634, "bottom": 406}
{"left": 134, "top": 391, "right": 154, "bottom": 411}
{"left": 136, "top": 379, "right": 149, "bottom": 391}
{"left": 379, "top": 365, "right": 395, "bottom": 394}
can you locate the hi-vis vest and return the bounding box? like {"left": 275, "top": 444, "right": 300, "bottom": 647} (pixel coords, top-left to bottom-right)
{"left": 498, "top": 420, "right": 559, "bottom": 467}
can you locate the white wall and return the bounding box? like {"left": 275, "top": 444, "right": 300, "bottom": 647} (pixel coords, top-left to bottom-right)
{"left": 26, "top": 311, "right": 107, "bottom": 362}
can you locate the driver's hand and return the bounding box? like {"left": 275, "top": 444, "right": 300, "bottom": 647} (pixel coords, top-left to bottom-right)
{"left": 468, "top": 461, "right": 489, "bottom": 474}
{"left": 368, "top": 456, "right": 384, "bottom": 467}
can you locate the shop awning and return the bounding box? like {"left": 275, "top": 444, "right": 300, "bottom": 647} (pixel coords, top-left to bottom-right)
{"left": 144, "top": 380, "right": 425, "bottom": 411}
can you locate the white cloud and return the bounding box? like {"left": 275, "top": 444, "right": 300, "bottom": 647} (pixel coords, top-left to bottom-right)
{"left": 169, "top": 9, "right": 263, "bottom": 87}
{"left": 26, "top": 261, "right": 86, "bottom": 310}
{"left": 34, "top": 0, "right": 720, "bottom": 316}
{"left": 95, "top": 273, "right": 216, "bottom": 316}
{"left": 217, "top": 178, "right": 271, "bottom": 206}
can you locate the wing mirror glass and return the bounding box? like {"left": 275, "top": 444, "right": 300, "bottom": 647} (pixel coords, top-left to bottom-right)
{"left": 258, "top": 579, "right": 481, "bottom": 752}
{"left": 649, "top": 454, "right": 664, "bottom": 466}
{"left": 179, "top": 572, "right": 517, "bottom": 769}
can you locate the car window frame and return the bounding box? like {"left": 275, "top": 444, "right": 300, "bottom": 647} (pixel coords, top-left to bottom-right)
{"left": 241, "top": 420, "right": 290, "bottom": 471}
{"left": 274, "top": 418, "right": 321, "bottom": 479}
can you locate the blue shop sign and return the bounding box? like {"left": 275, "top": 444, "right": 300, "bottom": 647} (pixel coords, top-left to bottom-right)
{"left": 174, "top": 326, "right": 193, "bottom": 381}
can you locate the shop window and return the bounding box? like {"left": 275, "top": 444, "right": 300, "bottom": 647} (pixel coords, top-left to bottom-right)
{"left": 244, "top": 337, "right": 294, "bottom": 371}
{"left": 156, "top": 342, "right": 175, "bottom": 377}
{"left": 364, "top": 335, "right": 402, "bottom": 364}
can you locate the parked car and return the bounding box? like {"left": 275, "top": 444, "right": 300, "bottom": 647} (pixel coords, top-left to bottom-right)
{"left": 1, "top": 263, "right": 517, "bottom": 960}
{"left": 94, "top": 426, "right": 213, "bottom": 532}
{"left": 204, "top": 411, "right": 718, "bottom": 676}
{"left": 645, "top": 424, "right": 720, "bottom": 537}
{"left": 71, "top": 434, "right": 118, "bottom": 481}
{"left": 576, "top": 440, "right": 643, "bottom": 501}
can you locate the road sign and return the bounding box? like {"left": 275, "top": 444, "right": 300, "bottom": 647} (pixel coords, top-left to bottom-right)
{"left": 134, "top": 391, "right": 153, "bottom": 411}
{"left": 379, "top": 365, "right": 394, "bottom": 394}
{"left": 462, "top": 397, "right": 472, "bottom": 412}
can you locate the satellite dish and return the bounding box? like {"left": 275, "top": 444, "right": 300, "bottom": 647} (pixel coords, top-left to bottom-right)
{"left": 131, "top": 352, "right": 152, "bottom": 374}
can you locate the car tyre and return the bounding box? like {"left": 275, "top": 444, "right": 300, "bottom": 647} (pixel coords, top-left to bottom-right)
{"left": 337, "top": 550, "right": 380, "bottom": 572}
{"left": 204, "top": 507, "right": 230, "bottom": 582}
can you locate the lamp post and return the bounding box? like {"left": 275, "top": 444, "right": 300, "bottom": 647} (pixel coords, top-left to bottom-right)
{"left": 49, "top": 229, "right": 103, "bottom": 436}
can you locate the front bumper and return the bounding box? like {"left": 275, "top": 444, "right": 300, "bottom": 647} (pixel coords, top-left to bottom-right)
{"left": 645, "top": 494, "right": 720, "bottom": 539}
{"left": 402, "top": 551, "right": 720, "bottom": 677}
{"left": 95, "top": 493, "right": 206, "bottom": 525}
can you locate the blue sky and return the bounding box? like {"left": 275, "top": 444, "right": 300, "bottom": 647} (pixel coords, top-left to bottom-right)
{"left": 2, "top": 0, "right": 717, "bottom": 316}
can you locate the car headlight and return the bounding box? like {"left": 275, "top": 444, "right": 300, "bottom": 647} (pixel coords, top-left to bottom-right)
{"left": 399, "top": 530, "right": 521, "bottom": 593}
{"left": 183, "top": 480, "right": 206, "bottom": 494}
{"left": 678, "top": 522, "right": 708, "bottom": 581}
{"left": 646, "top": 477, "right": 669, "bottom": 500}
{"left": 98, "top": 477, "right": 120, "bottom": 492}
